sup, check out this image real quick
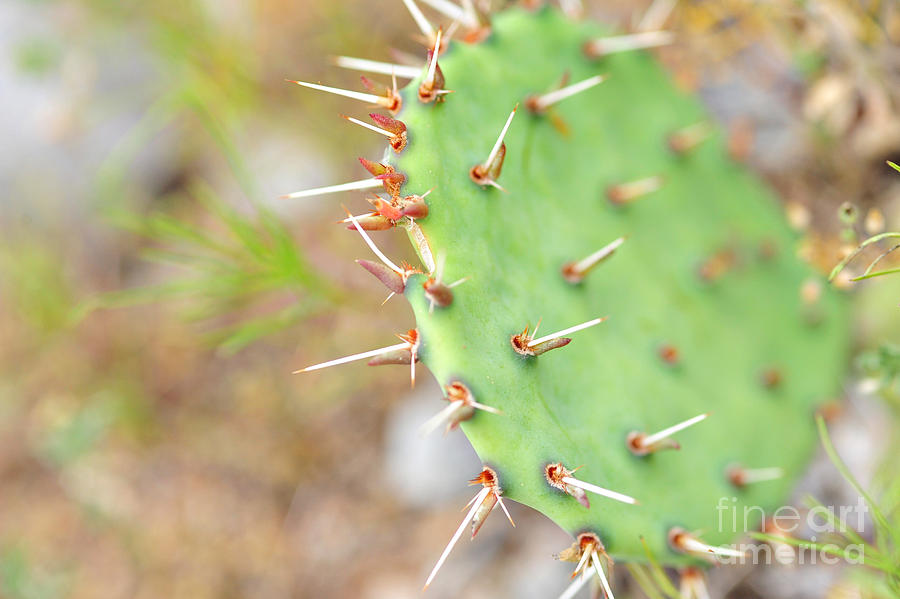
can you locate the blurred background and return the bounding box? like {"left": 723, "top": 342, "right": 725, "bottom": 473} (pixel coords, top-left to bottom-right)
{"left": 1, "top": 0, "right": 900, "bottom": 597}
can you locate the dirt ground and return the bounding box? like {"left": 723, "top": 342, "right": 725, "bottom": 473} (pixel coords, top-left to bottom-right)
{"left": 1, "top": 1, "right": 899, "bottom": 598}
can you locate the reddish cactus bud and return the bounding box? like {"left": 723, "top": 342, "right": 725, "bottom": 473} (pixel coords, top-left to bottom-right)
{"left": 697, "top": 248, "right": 737, "bottom": 282}
{"left": 545, "top": 463, "right": 590, "bottom": 508}
{"left": 419, "top": 30, "right": 449, "bottom": 104}
{"left": 470, "top": 144, "right": 506, "bottom": 186}
{"left": 360, "top": 75, "right": 402, "bottom": 113}
{"left": 423, "top": 278, "right": 454, "bottom": 308}
{"left": 369, "top": 112, "right": 408, "bottom": 152}
{"left": 760, "top": 367, "right": 783, "bottom": 390}
{"left": 658, "top": 343, "right": 680, "bottom": 365}
{"left": 369, "top": 112, "right": 406, "bottom": 135}
{"left": 399, "top": 195, "right": 429, "bottom": 219}
{"left": 359, "top": 157, "right": 390, "bottom": 177}
{"left": 344, "top": 213, "right": 394, "bottom": 231}
{"left": 358, "top": 158, "right": 406, "bottom": 196}
{"left": 371, "top": 197, "right": 404, "bottom": 221}
{"left": 511, "top": 317, "right": 605, "bottom": 356}
{"left": 376, "top": 172, "right": 406, "bottom": 197}
{"left": 357, "top": 259, "right": 406, "bottom": 294}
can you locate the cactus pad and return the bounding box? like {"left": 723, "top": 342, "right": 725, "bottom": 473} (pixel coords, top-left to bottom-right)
{"left": 296, "top": 3, "right": 848, "bottom": 578}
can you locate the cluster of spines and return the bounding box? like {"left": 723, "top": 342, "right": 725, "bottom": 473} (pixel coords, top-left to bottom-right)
{"left": 283, "top": 0, "right": 812, "bottom": 595}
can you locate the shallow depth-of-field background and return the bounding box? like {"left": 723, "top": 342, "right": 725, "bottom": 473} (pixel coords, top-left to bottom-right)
{"left": 2, "top": 1, "right": 900, "bottom": 598}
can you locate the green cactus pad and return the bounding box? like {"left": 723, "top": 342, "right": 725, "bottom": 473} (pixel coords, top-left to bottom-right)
{"left": 381, "top": 6, "right": 849, "bottom": 565}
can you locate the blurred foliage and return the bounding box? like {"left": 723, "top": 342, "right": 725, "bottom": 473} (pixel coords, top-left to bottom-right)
{"left": 84, "top": 182, "right": 341, "bottom": 354}
{"left": 90, "top": 0, "right": 260, "bottom": 203}
{"left": 830, "top": 163, "right": 900, "bottom": 297}
{"left": 754, "top": 416, "right": 900, "bottom": 597}
{"left": 0, "top": 236, "right": 75, "bottom": 337}
{"left": 626, "top": 539, "right": 688, "bottom": 599}
{"left": 12, "top": 37, "right": 63, "bottom": 76}
{"left": 65, "top": 0, "right": 351, "bottom": 353}
{"left": 1, "top": 0, "right": 900, "bottom": 597}
{"left": 858, "top": 344, "right": 900, "bottom": 410}
{"left": 0, "top": 546, "right": 67, "bottom": 599}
